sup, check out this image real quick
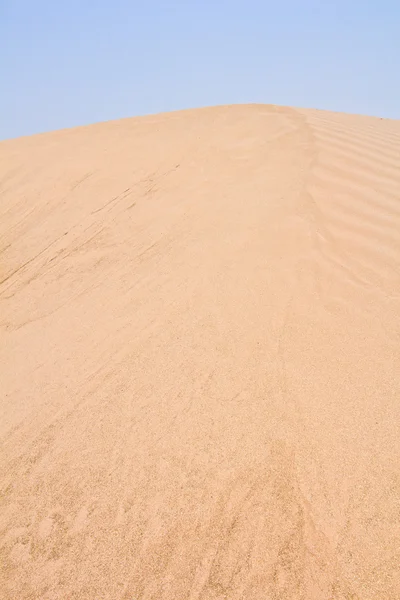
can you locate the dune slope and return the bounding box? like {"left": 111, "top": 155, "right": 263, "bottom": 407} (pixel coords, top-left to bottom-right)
{"left": 1, "top": 105, "right": 400, "bottom": 599}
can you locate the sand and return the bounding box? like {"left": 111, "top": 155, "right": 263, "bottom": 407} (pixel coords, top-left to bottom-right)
{"left": 1, "top": 104, "right": 399, "bottom": 599}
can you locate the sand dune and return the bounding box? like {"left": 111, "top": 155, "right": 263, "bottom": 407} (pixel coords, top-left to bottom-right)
{"left": 1, "top": 104, "right": 400, "bottom": 599}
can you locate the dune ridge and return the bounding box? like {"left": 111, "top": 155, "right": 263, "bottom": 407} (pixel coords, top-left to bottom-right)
{"left": 1, "top": 104, "right": 400, "bottom": 599}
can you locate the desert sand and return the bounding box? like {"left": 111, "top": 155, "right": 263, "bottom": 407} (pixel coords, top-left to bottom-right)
{"left": 1, "top": 104, "right": 400, "bottom": 599}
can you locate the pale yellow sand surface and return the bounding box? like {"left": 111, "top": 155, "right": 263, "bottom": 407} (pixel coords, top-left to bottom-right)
{"left": 1, "top": 105, "right": 400, "bottom": 599}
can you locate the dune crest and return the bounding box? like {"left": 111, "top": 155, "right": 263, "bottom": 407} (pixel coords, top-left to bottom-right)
{"left": 1, "top": 105, "right": 400, "bottom": 599}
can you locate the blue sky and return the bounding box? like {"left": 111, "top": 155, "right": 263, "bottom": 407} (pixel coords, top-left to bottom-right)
{"left": 1, "top": 1, "right": 399, "bottom": 139}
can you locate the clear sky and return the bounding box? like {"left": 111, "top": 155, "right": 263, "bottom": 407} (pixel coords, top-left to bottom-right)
{"left": 1, "top": 0, "right": 399, "bottom": 140}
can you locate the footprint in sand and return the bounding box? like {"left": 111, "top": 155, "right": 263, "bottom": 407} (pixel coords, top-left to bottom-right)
{"left": 38, "top": 515, "right": 54, "bottom": 539}
{"left": 70, "top": 504, "right": 95, "bottom": 535}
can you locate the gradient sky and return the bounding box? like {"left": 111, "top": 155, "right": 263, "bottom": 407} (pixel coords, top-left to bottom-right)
{"left": 1, "top": 0, "right": 399, "bottom": 140}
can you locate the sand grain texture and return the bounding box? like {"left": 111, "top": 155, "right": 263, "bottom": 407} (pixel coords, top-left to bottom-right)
{"left": 1, "top": 105, "right": 400, "bottom": 599}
